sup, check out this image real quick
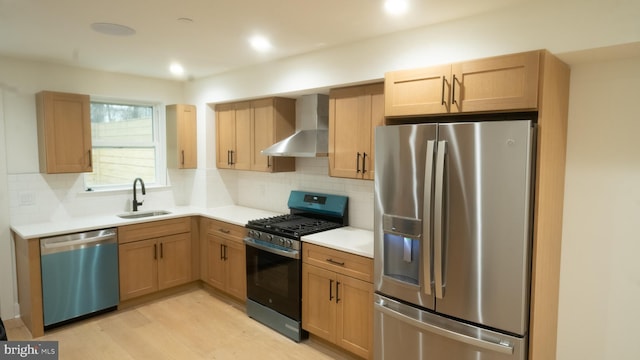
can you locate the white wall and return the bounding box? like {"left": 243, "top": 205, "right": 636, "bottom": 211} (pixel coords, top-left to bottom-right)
{"left": 556, "top": 56, "right": 640, "bottom": 360}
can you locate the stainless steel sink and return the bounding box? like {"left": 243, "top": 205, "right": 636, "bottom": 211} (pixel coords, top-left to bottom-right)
{"left": 117, "top": 210, "right": 171, "bottom": 219}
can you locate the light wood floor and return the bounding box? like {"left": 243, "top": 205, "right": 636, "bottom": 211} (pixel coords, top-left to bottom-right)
{"left": 5, "top": 288, "right": 357, "bottom": 360}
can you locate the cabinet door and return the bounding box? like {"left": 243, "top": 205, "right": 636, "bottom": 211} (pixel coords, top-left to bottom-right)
{"left": 302, "top": 263, "right": 336, "bottom": 342}
{"left": 384, "top": 64, "right": 451, "bottom": 117}
{"left": 451, "top": 51, "right": 539, "bottom": 113}
{"left": 36, "top": 91, "right": 92, "bottom": 173}
{"left": 178, "top": 104, "right": 197, "bottom": 168}
{"left": 167, "top": 104, "right": 197, "bottom": 169}
{"left": 329, "top": 83, "right": 383, "bottom": 180}
{"left": 205, "top": 234, "right": 226, "bottom": 291}
{"left": 233, "top": 102, "right": 252, "bottom": 170}
{"left": 224, "top": 239, "right": 246, "bottom": 300}
{"left": 157, "top": 233, "right": 192, "bottom": 290}
{"left": 336, "top": 274, "right": 373, "bottom": 359}
{"left": 329, "top": 86, "right": 367, "bottom": 179}
{"left": 215, "top": 104, "right": 236, "bottom": 169}
{"left": 119, "top": 239, "right": 158, "bottom": 301}
{"left": 364, "top": 83, "right": 384, "bottom": 180}
{"left": 251, "top": 98, "right": 275, "bottom": 172}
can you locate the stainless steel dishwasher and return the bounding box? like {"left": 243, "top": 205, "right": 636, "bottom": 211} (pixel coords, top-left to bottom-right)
{"left": 40, "top": 228, "right": 119, "bottom": 328}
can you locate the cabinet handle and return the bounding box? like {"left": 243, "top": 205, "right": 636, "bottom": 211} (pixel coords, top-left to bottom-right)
{"left": 230, "top": 150, "right": 235, "bottom": 165}
{"left": 88, "top": 150, "right": 92, "bottom": 168}
{"left": 160, "top": 242, "right": 164, "bottom": 259}
{"left": 181, "top": 150, "right": 185, "bottom": 165}
{"left": 356, "top": 152, "right": 361, "bottom": 173}
{"left": 220, "top": 244, "right": 225, "bottom": 260}
{"left": 227, "top": 150, "right": 231, "bottom": 165}
{"left": 362, "top": 152, "right": 367, "bottom": 174}
{"left": 329, "top": 279, "right": 334, "bottom": 301}
{"left": 218, "top": 228, "right": 230, "bottom": 234}
{"left": 452, "top": 74, "right": 459, "bottom": 106}
{"left": 326, "top": 258, "right": 345, "bottom": 266}
{"left": 223, "top": 244, "right": 228, "bottom": 260}
{"left": 267, "top": 156, "right": 272, "bottom": 168}
{"left": 154, "top": 244, "right": 157, "bottom": 260}
{"left": 441, "top": 75, "right": 447, "bottom": 106}
{"left": 336, "top": 281, "right": 341, "bottom": 303}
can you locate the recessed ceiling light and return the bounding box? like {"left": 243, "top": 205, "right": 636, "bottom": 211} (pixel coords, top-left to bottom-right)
{"left": 384, "top": 0, "right": 409, "bottom": 15}
{"left": 249, "top": 35, "right": 272, "bottom": 52}
{"left": 169, "top": 63, "right": 185, "bottom": 76}
{"left": 90, "top": 22, "right": 136, "bottom": 36}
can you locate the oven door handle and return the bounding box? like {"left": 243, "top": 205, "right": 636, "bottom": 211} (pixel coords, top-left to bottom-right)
{"left": 244, "top": 237, "right": 301, "bottom": 260}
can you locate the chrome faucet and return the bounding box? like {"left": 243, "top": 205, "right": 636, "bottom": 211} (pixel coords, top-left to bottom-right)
{"left": 132, "top": 178, "right": 146, "bottom": 211}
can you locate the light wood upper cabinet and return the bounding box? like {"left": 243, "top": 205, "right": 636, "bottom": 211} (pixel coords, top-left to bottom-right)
{"left": 36, "top": 91, "right": 92, "bottom": 173}
{"left": 302, "top": 243, "right": 373, "bottom": 359}
{"left": 450, "top": 51, "right": 539, "bottom": 113}
{"left": 251, "top": 97, "right": 296, "bottom": 172}
{"left": 385, "top": 51, "right": 540, "bottom": 117}
{"left": 215, "top": 97, "right": 295, "bottom": 172}
{"left": 215, "top": 101, "right": 251, "bottom": 170}
{"left": 166, "top": 104, "right": 197, "bottom": 169}
{"left": 384, "top": 64, "right": 451, "bottom": 116}
{"left": 329, "top": 83, "right": 384, "bottom": 180}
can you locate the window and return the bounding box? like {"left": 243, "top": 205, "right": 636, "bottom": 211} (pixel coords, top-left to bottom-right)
{"left": 84, "top": 100, "right": 165, "bottom": 190}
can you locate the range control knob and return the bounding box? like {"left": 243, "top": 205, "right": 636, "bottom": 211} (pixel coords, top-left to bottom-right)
{"left": 279, "top": 238, "right": 285, "bottom": 246}
{"left": 285, "top": 239, "right": 293, "bottom": 248}
{"left": 267, "top": 234, "right": 274, "bottom": 242}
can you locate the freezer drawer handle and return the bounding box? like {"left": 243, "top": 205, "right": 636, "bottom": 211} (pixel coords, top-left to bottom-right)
{"left": 375, "top": 301, "right": 514, "bottom": 355}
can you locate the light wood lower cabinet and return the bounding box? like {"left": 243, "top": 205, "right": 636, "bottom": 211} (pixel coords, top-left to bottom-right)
{"left": 302, "top": 243, "right": 373, "bottom": 359}
{"left": 118, "top": 218, "right": 192, "bottom": 301}
{"left": 201, "top": 218, "right": 247, "bottom": 300}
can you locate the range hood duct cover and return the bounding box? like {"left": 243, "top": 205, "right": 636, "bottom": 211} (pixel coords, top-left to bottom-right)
{"left": 261, "top": 94, "right": 329, "bottom": 157}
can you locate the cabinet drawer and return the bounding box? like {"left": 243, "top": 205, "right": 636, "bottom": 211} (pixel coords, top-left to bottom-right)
{"left": 207, "top": 219, "right": 246, "bottom": 241}
{"left": 119, "top": 217, "right": 191, "bottom": 244}
{"left": 303, "top": 243, "right": 373, "bottom": 283}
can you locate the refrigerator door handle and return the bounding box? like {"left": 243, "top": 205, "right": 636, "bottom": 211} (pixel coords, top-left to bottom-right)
{"left": 422, "top": 140, "right": 436, "bottom": 295}
{"left": 434, "top": 140, "right": 447, "bottom": 299}
{"left": 375, "top": 300, "right": 514, "bottom": 355}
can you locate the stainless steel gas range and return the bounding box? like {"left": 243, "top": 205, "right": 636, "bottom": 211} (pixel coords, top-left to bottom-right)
{"left": 244, "top": 191, "right": 348, "bottom": 342}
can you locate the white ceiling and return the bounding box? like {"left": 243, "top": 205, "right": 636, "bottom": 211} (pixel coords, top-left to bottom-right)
{"left": 0, "top": 0, "right": 529, "bottom": 81}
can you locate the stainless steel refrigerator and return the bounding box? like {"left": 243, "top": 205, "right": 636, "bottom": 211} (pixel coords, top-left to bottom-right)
{"left": 374, "top": 120, "right": 535, "bottom": 360}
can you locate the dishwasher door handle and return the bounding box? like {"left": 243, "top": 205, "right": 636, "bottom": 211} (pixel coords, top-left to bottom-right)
{"left": 41, "top": 229, "right": 117, "bottom": 255}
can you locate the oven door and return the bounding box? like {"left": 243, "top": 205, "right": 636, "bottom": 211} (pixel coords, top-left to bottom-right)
{"left": 245, "top": 237, "right": 301, "bottom": 321}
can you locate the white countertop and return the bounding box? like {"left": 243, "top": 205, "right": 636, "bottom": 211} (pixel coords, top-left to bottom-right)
{"left": 10, "top": 205, "right": 280, "bottom": 240}
{"left": 302, "top": 226, "right": 374, "bottom": 258}
{"left": 10, "top": 205, "right": 374, "bottom": 258}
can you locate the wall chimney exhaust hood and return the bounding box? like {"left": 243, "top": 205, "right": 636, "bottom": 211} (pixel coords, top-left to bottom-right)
{"left": 261, "top": 94, "right": 329, "bottom": 157}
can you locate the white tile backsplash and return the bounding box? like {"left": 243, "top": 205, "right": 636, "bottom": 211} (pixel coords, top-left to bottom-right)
{"left": 233, "top": 158, "right": 374, "bottom": 230}
{"left": 8, "top": 158, "right": 375, "bottom": 230}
